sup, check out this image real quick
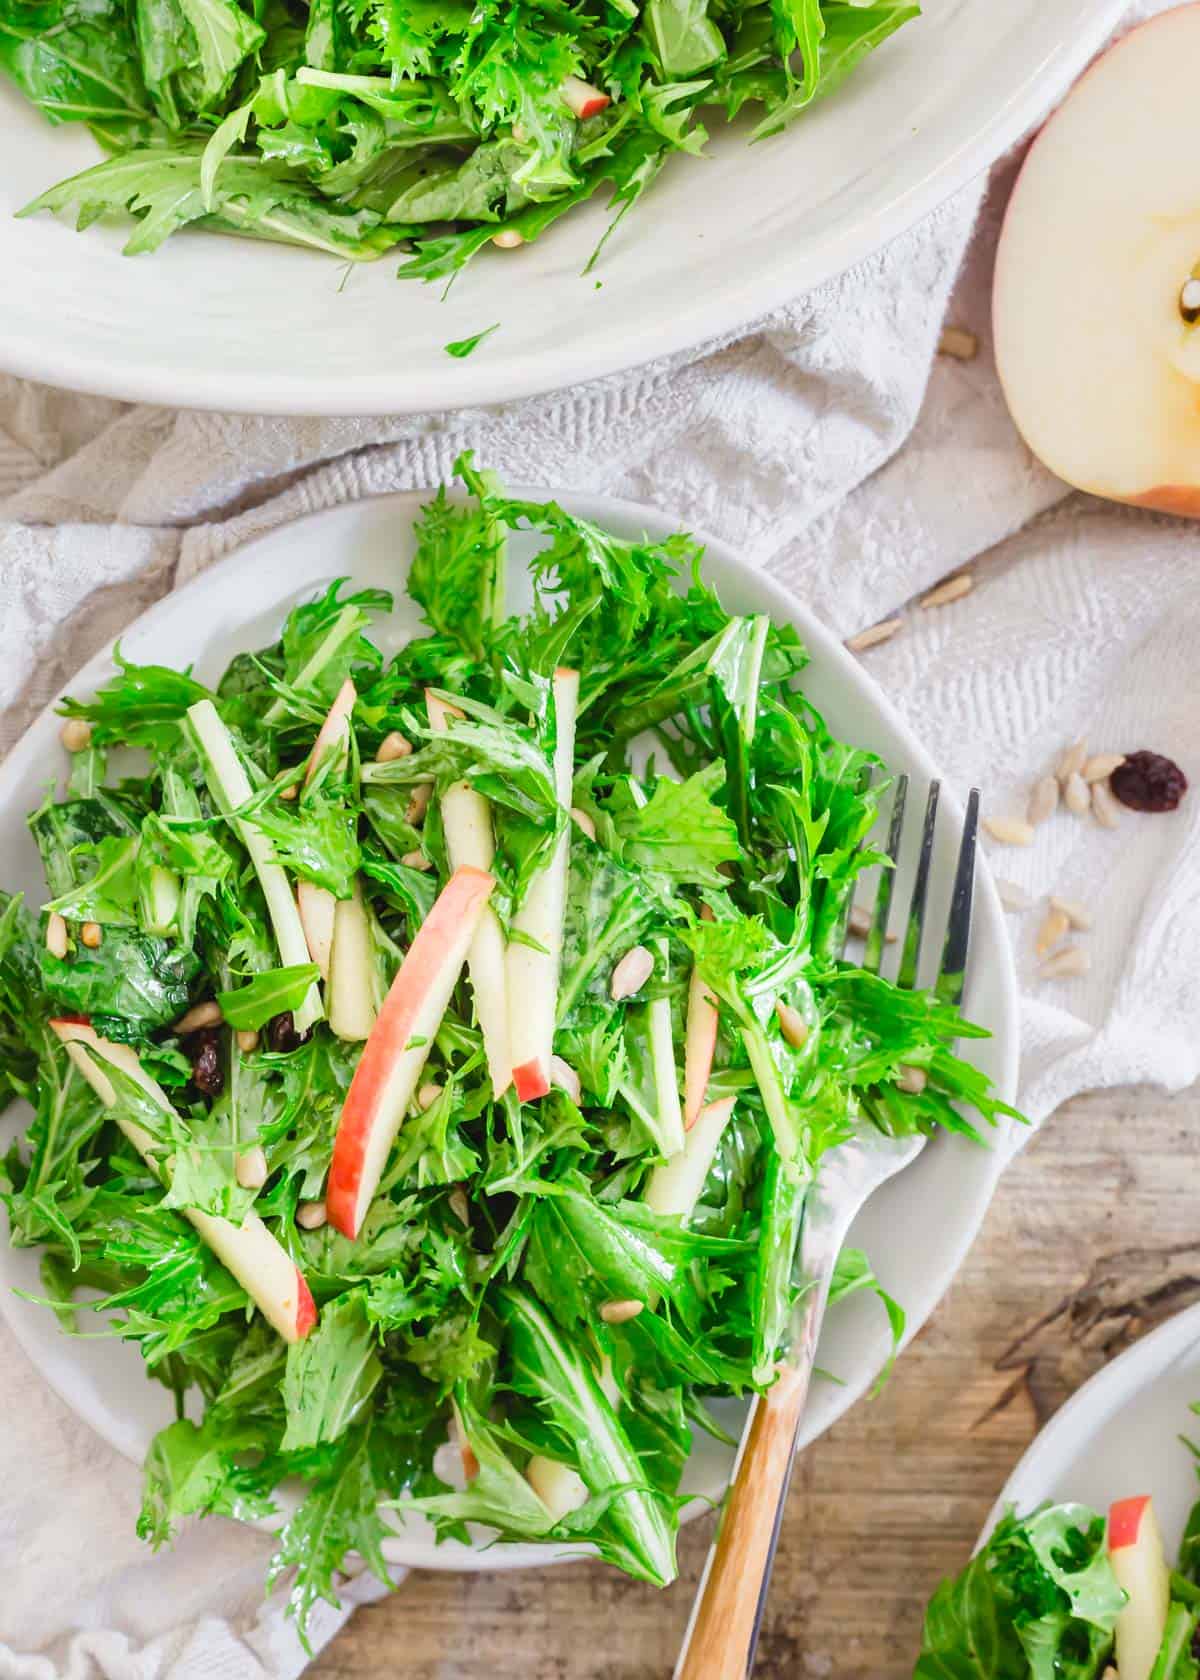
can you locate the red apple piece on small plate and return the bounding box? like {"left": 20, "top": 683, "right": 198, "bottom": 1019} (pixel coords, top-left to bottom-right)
{"left": 427, "top": 691, "right": 512, "bottom": 1096}
{"left": 327, "top": 864, "right": 496, "bottom": 1239}
{"left": 50, "top": 1019, "right": 316, "bottom": 1342}
{"left": 1108, "top": 1493, "right": 1170, "bottom": 1680}
{"left": 994, "top": 6, "right": 1200, "bottom": 516}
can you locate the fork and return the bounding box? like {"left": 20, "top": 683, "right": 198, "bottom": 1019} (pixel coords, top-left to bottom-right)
{"left": 674, "top": 776, "right": 980, "bottom": 1680}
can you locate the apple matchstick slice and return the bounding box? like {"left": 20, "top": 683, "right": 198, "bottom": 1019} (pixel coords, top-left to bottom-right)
{"left": 426, "top": 691, "right": 512, "bottom": 1096}
{"left": 644, "top": 1098, "right": 737, "bottom": 1223}
{"left": 1108, "top": 1495, "right": 1171, "bottom": 1680}
{"left": 327, "top": 864, "right": 496, "bottom": 1239}
{"left": 296, "top": 679, "right": 356, "bottom": 986}
{"left": 507, "top": 668, "right": 579, "bottom": 1102}
{"left": 327, "top": 877, "right": 378, "bottom": 1042}
{"left": 994, "top": 6, "right": 1200, "bottom": 515}
{"left": 50, "top": 1019, "right": 316, "bottom": 1342}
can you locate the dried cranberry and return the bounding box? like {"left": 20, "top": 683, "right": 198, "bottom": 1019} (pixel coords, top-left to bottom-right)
{"left": 186, "top": 1026, "right": 224, "bottom": 1097}
{"left": 1110, "top": 750, "right": 1188, "bottom": 813}
{"left": 266, "top": 1011, "right": 309, "bottom": 1054}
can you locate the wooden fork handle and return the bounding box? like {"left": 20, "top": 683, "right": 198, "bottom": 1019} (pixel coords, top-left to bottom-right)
{"left": 675, "top": 1361, "right": 812, "bottom": 1680}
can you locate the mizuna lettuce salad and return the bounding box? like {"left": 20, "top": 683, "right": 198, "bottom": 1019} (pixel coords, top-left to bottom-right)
{"left": 1, "top": 0, "right": 917, "bottom": 280}
{"left": 916, "top": 1488, "right": 1200, "bottom": 1680}
{"left": 0, "top": 459, "right": 1014, "bottom": 1636}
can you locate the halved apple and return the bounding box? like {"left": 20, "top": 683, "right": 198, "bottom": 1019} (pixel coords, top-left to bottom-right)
{"left": 507, "top": 668, "right": 579, "bottom": 1103}
{"left": 51, "top": 1019, "right": 316, "bottom": 1342}
{"left": 1108, "top": 1493, "right": 1170, "bottom": 1680}
{"left": 994, "top": 6, "right": 1200, "bottom": 515}
{"left": 427, "top": 691, "right": 512, "bottom": 1097}
{"left": 327, "top": 865, "right": 496, "bottom": 1239}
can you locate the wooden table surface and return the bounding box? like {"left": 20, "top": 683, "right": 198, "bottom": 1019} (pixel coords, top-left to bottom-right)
{"left": 312, "top": 1083, "right": 1200, "bottom": 1680}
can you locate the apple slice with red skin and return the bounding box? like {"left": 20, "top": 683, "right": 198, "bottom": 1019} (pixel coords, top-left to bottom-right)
{"left": 507, "top": 668, "right": 579, "bottom": 1103}
{"left": 304, "top": 677, "right": 356, "bottom": 787}
{"left": 561, "top": 74, "right": 609, "bottom": 119}
{"left": 50, "top": 1018, "right": 316, "bottom": 1342}
{"left": 1108, "top": 1494, "right": 1170, "bottom": 1680}
{"left": 426, "top": 691, "right": 512, "bottom": 1097}
{"left": 327, "top": 864, "right": 496, "bottom": 1239}
{"left": 994, "top": 6, "right": 1200, "bottom": 516}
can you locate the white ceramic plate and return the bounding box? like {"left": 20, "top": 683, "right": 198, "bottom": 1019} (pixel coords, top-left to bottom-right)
{"left": 983, "top": 1305, "right": 1200, "bottom": 1553}
{"left": 0, "top": 489, "right": 1018, "bottom": 1570}
{"left": 0, "top": 0, "right": 1125, "bottom": 416}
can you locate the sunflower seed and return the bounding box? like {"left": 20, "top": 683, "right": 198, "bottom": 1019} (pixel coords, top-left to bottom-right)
{"left": 938, "top": 325, "right": 979, "bottom": 361}
{"left": 236, "top": 1029, "right": 260, "bottom": 1054}
{"left": 571, "top": 806, "right": 597, "bottom": 841}
{"left": 449, "top": 1187, "right": 470, "bottom": 1228}
{"left": 296, "top": 1200, "right": 327, "bottom": 1230}
{"left": 776, "top": 1001, "right": 810, "bottom": 1049}
{"left": 1050, "top": 895, "right": 1092, "bottom": 931}
{"left": 45, "top": 912, "right": 68, "bottom": 959}
{"left": 174, "top": 1000, "right": 223, "bottom": 1033}
{"left": 847, "top": 905, "right": 873, "bottom": 937}
{"left": 401, "top": 850, "right": 432, "bottom": 871}
{"left": 417, "top": 1082, "right": 443, "bottom": 1111}
{"left": 896, "top": 1064, "right": 928, "bottom": 1094}
{"left": 492, "top": 228, "right": 524, "bottom": 249}
{"left": 1063, "top": 772, "right": 1090, "bottom": 816}
{"left": 1057, "top": 739, "right": 1087, "bottom": 782}
{"left": 995, "top": 878, "right": 1033, "bottom": 913}
{"left": 1092, "top": 782, "right": 1122, "bottom": 829}
{"left": 984, "top": 816, "right": 1035, "bottom": 847}
{"left": 59, "top": 718, "right": 92, "bottom": 753}
{"left": 845, "top": 618, "right": 903, "bottom": 653}
{"left": 406, "top": 782, "right": 433, "bottom": 825}
{"left": 235, "top": 1147, "right": 268, "bottom": 1190}
{"left": 80, "top": 921, "right": 102, "bottom": 949}
{"left": 611, "top": 944, "right": 654, "bottom": 1000}
{"left": 1035, "top": 906, "right": 1069, "bottom": 958}
{"left": 1038, "top": 946, "right": 1090, "bottom": 980}
{"left": 599, "top": 1299, "right": 645, "bottom": 1325}
{"left": 1083, "top": 753, "right": 1125, "bottom": 784}
{"left": 920, "top": 574, "right": 974, "bottom": 609}
{"left": 1027, "top": 776, "right": 1059, "bottom": 826}
{"left": 375, "top": 731, "right": 412, "bottom": 763}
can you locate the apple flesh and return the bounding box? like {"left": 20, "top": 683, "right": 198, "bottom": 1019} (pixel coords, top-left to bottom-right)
{"left": 644, "top": 1097, "right": 736, "bottom": 1222}
{"left": 297, "top": 880, "right": 336, "bottom": 983}
{"left": 994, "top": 6, "right": 1200, "bottom": 516}
{"left": 50, "top": 1019, "right": 316, "bottom": 1342}
{"left": 1108, "top": 1494, "right": 1170, "bottom": 1680}
{"left": 327, "top": 865, "right": 496, "bottom": 1239}
{"left": 683, "top": 964, "right": 718, "bottom": 1130}
{"left": 426, "top": 691, "right": 512, "bottom": 1097}
{"left": 507, "top": 668, "right": 578, "bottom": 1103}
{"left": 327, "top": 877, "right": 378, "bottom": 1042}
{"left": 561, "top": 75, "right": 610, "bottom": 120}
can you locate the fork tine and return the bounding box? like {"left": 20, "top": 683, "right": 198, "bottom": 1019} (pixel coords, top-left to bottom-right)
{"left": 936, "top": 787, "right": 979, "bottom": 1007}
{"left": 863, "top": 774, "right": 908, "bottom": 976}
{"left": 896, "top": 781, "right": 940, "bottom": 990}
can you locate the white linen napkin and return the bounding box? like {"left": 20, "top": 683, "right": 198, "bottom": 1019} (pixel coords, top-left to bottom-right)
{"left": 3, "top": 8, "right": 1198, "bottom": 1668}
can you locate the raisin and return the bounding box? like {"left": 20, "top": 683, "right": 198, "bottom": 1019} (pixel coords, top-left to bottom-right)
{"left": 186, "top": 1026, "right": 224, "bottom": 1097}
{"left": 266, "top": 1011, "right": 310, "bottom": 1054}
{"left": 1110, "top": 750, "right": 1188, "bottom": 813}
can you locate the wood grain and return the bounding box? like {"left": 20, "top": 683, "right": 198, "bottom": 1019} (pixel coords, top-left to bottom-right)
{"left": 312, "top": 1083, "right": 1200, "bottom": 1680}
{"left": 676, "top": 1364, "right": 811, "bottom": 1680}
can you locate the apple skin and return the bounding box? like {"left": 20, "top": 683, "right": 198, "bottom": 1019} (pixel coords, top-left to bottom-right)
{"left": 561, "top": 75, "right": 610, "bottom": 119}
{"left": 327, "top": 865, "right": 496, "bottom": 1239}
{"left": 993, "top": 4, "right": 1200, "bottom": 518}
{"left": 50, "top": 1017, "right": 316, "bottom": 1343}
{"left": 1108, "top": 1493, "right": 1170, "bottom": 1680}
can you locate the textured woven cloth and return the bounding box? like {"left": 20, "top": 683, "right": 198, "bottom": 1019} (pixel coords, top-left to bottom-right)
{"left": 3, "top": 13, "right": 1198, "bottom": 1670}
